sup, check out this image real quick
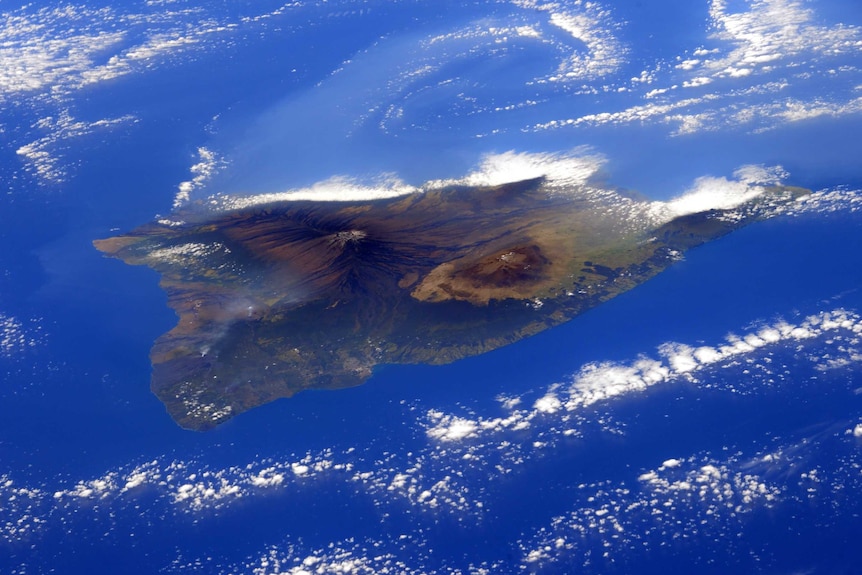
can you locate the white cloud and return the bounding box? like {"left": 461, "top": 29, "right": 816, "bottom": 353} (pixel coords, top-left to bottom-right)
{"left": 16, "top": 111, "right": 138, "bottom": 183}
{"left": 546, "top": 7, "right": 627, "bottom": 81}
{"left": 527, "top": 0, "right": 862, "bottom": 136}
{"left": 174, "top": 147, "right": 225, "bottom": 208}
{"left": 200, "top": 157, "right": 812, "bottom": 253}
{"left": 534, "top": 90, "right": 862, "bottom": 136}
{"left": 423, "top": 307, "right": 862, "bottom": 445}
{"left": 644, "top": 87, "right": 670, "bottom": 98}
{"left": 519, "top": 448, "right": 785, "bottom": 570}
{"left": 660, "top": 167, "right": 777, "bottom": 217}
{"left": 732, "top": 164, "right": 788, "bottom": 185}
{"left": 0, "top": 4, "right": 234, "bottom": 102}
{"left": 0, "top": 6, "right": 125, "bottom": 98}
{"left": 507, "top": 0, "right": 627, "bottom": 82}
{"left": 676, "top": 59, "right": 701, "bottom": 71}
{"left": 567, "top": 310, "right": 862, "bottom": 407}
{"left": 785, "top": 187, "right": 862, "bottom": 216}
{"left": 705, "top": 0, "right": 862, "bottom": 78}
{"left": 425, "top": 411, "right": 481, "bottom": 441}
{"left": 777, "top": 96, "right": 862, "bottom": 123}
{"left": 530, "top": 95, "right": 719, "bottom": 132}
{"left": 146, "top": 241, "right": 231, "bottom": 265}
{"left": 0, "top": 312, "right": 42, "bottom": 356}
{"left": 207, "top": 174, "right": 419, "bottom": 211}
{"left": 201, "top": 148, "right": 606, "bottom": 210}
{"left": 415, "top": 0, "right": 627, "bottom": 94}
{"left": 240, "top": 542, "right": 422, "bottom": 575}
{"left": 0, "top": 475, "right": 47, "bottom": 544}
{"left": 0, "top": 2, "right": 284, "bottom": 185}
{"left": 425, "top": 148, "right": 604, "bottom": 189}
{"left": 3, "top": 293, "right": 862, "bottom": 567}
{"left": 682, "top": 76, "right": 713, "bottom": 88}
{"left": 534, "top": 393, "right": 562, "bottom": 414}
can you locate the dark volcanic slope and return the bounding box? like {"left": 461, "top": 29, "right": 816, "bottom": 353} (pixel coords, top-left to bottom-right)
{"left": 94, "top": 178, "right": 806, "bottom": 430}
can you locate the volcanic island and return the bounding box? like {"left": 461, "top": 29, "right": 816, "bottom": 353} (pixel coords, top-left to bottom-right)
{"left": 95, "top": 176, "right": 806, "bottom": 430}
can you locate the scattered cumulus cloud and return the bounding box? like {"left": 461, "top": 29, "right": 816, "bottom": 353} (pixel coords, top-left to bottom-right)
{"left": 0, "top": 313, "right": 42, "bottom": 357}
{"left": 16, "top": 110, "right": 137, "bottom": 183}
{"left": 526, "top": 0, "right": 862, "bottom": 135}
{"left": 146, "top": 241, "right": 231, "bottom": 266}
{"left": 0, "top": 1, "right": 295, "bottom": 185}
{"left": 7, "top": 0, "right": 860, "bottom": 191}
{"left": 519, "top": 450, "right": 783, "bottom": 570}
{"left": 534, "top": 0, "right": 628, "bottom": 82}
{"left": 174, "top": 147, "right": 225, "bottom": 208}
{"left": 0, "top": 3, "right": 247, "bottom": 103}
{"left": 424, "top": 308, "right": 862, "bottom": 443}
{"left": 4, "top": 291, "right": 862, "bottom": 570}
{"left": 0, "top": 5, "right": 125, "bottom": 98}
{"left": 241, "top": 543, "right": 423, "bottom": 575}
{"left": 705, "top": 0, "right": 861, "bottom": 78}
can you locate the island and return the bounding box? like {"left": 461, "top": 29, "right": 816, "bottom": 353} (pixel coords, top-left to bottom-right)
{"left": 94, "top": 176, "right": 806, "bottom": 430}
